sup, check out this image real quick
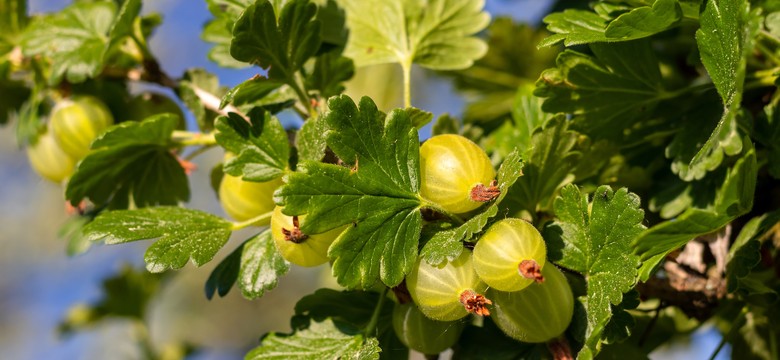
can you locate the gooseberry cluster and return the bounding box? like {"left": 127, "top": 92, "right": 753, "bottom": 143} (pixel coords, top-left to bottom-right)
{"left": 238, "top": 133, "right": 575, "bottom": 357}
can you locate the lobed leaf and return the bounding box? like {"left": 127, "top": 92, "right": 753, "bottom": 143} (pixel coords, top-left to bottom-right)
{"left": 277, "top": 96, "right": 422, "bottom": 288}
{"left": 230, "top": 0, "right": 321, "bottom": 80}
{"left": 544, "top": 184, "right": 645, "bottom": 357}
{"left": 306, "top": 51, "right": 355, "bottom": 99}
{"left": 535, "top": 41, "right": 664, "bottom": 140}
{"left": 245, "top": 318, "right": 380, "bottom": 360}
{"left": 341, "top": 0, "right": 489, "bottom": 70}
{"left": 727, "top": 212, "right": 780, "bottom": 294}
{"left": 238, "top": 230, "right": 290, "bottom": 299}
{"left": 83, "top": 207, "right": 233, "bottom": 273}
{"left": 66, "top": 115, "right": 189, "bottom": 208}
{"left": 215, "top": 110, "right": 290, "bottom": 182}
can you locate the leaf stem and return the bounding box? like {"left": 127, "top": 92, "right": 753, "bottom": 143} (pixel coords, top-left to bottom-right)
{"left": 231, "top": 210, "right": 274, "bottom": 230}
{"left": 708, "top": 306, "right": 747, "bottom": 360}
{"left": 290, "top": 72, "right": 316, "bottom": 119}
{"left": 402, "top": 61, "right": 412, "bottom": 108}
{"left": 184, "top": 145, "right": 216, "bottom": 161}
{"left": 364, "top": 287, "right": 388, "bottom": 337}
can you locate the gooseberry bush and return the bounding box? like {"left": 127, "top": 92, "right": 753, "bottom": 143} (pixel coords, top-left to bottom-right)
{"left": 5, "top": 0, "right": 780, "bottom": 358}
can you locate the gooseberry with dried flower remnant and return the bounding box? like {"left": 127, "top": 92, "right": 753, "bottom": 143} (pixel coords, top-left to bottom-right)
{"left": 473, "top": 218, "right": 547, "bottom": 292}
{"left": 270, "top": 206, "right": 344, "bottom": 267}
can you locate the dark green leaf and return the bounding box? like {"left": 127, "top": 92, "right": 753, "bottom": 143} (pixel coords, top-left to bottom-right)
{"left": 634, "top": 142, "right": 757, "bottom": 276}
{"left": 202, "top": 0, "right": 253, "bottom": 68}
{"left": 756, "top": 105, "right": 780, "bottom": 178}
{"left": 420, "top": 149, "right": 524, "bottom": 265}
{"left": 604, "top": 0, "right": 682, "bottom": 41}
{"left": 296, "top": 116, "right": 329, "bottom": 162}
{"left": 727, "top": 211, "right": 780, "bottom": 293}
{"left": 307, "top": 51, "right": 355, "bottom": 99}
{"left": 452, "top": 318, "right": 542, "bottom": 360}
{"left": 238, "top": 230, "right": 290, "bottom": 299}
{"left": 83, "top": 207, "right": 233, "bottom": 273}
{"left": 535, "top": 41, "right": 665, "bottom": 140}
{"left": 340, "top": 0, "right": 489, "bottom": 70}
{"left": 178, "top": 68, "right": 227, "bottom": 132}
{"left": 66, "top": 115, "right": 190, "bottom": 208}
{"left": 277, "top": 96, "right": 422, "bottom": 288}
{"left": 245, "top": 318, "right": 380, "bottom": 360}
{"left": 21, "top": 2, "right": 117, "bottom": 84}
{"left": 230, "top": 0, "right": 321, "bottom": 80}
{"left": 544, "top": 184, "right": 645, "bottom": 357}
{"left": 0, "top": 78, "right": 30, "bottom": 125}
{"left": 205, "top": 240, "right": 244, "bottom": 300}
{"left": 505, "top": 116, "right": 579, "bottom": 215}
{"left": 215, "top": 110, "right": 290, "bottom": 181}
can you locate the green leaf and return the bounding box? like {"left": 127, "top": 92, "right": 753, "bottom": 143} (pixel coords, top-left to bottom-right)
{"left": 756, "top": 105, "right": 780, "bottom": 178}
{"left": 21, "top": 2, "right": 117, "bottom": 84}
{"left": 220, "top": 76, "right": 285, "bottom": 109}
{"left": 0, "top": 0, "right": 27, "bottom": 35}
{"left": 238, "top": 230, "right": 290, "bottom": 299}
{"left": 276, "top": 95, "right": 422, "bottom": 288}
{"left": 452, "top": 318, "right": 542, "bottom": 359}
{"left": 633, "top": 142, "right": 757, "bottom": 275}
{"left": 0, "top": 78, "right": 30, "bottom": 125}
{"left": 205, "top": 240, "right": 244, "bottom": 300}
{"left": 404, "top": 107, "right": 433, "bottom": 129}
{"left": 535, "top": 41, "right": 665, "bottom": 140}
{"left": 202, "top": 0, "right": 253, "bottom": 68}
{"left": 689, "top": 0, "right": 760, "bottom": 171}
{"left": 83, "top": 207, "right": 233, "bottom": 273}
{"left": 245, "top": 318, "right": 380, "bottom": 360}
{"left": 727, "top": 211, "right": 780, "bottom": 293}
{"left": 341, "top": 0, "right": 490, "bottom": 70}
{"left": 420, "top": 149, "right": 524, "bottom": 266}
{"left": 58, "top": 214, "right": 93, "bottom": 257}
{"left": 604, "top": 0, "right": 682, "bottom": 41}
{"left": 292, "top": 289, "right": 405, "bottom": 360}
{"left": 107, "top": 0, "right": 141, "bottom": 50}
{"left": 296, "top": 116, "right": 329, "bottom": 162}
{"left": 505, "top": 116, "right": 579, "bottom": 215}
{"left": 215, "top": 110, "right": 290, "bottom": 182}
{"left": 539, "top": 9, "right": 608, "bottom": 47}
{"left": 431, "top": 114, "right": 459, "bottom": 136}
{"left": 65, "top": 115, "right": 190, "bottom": 208}
{"left": 307, "top": 51, "right": 355, "bottom": 99}
{"left": 230, "top": 0, "right": 321, "bottom": 80}
{"left": 543, "top": 184, "right": 645, "bottom": 357}
{"left": 179, "top": 68, "right": 227, "bottom": 132}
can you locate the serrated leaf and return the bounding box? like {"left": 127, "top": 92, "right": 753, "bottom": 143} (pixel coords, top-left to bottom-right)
{"left": 202, "top": 0, "right": 253, "bottom": 68}
{"left": 66, "top": 115, "right": 190, "bottom": 208}
{"left": 634, "top": 142, "right": 756, "bottom": 277}
{"left": 296, "top": 116, "right": 329, "bottom": 162}
{"left": 179, "top": 68, "right": 227, "bottom": 132}
{"left": 276, "top": 96, "right": 421, "bottom": 288}
{"left": 341, "top": 0, "right": 489, "bottom": 71}
{"left": 727, "top": 211, "right": 780, "bottom": 294}
{"left": 83, "top": 207, "right": 233, "bottom": 273}
{"left": 543, "top": 184, "right": 645, "bottom": 357}
{"left": 215, "top": 110, "right": 290, "bottom": 182}
{"left": 307, "top": 51, "right": 355, "bottom": 99}
{"left": 420, "top": 149, "right": 524, "bottom": 265}
{"left": 505, "top": 116, "right": 579, "bottom": 215}
{"left": 535, "top": 41, "right": 665, "bottom": 140}
{"left": 539, "top": 9, "right": 608, "bottom": 47}
{"left": 230, "top": 0, "right": 321, "bottom": 80}
{"left": 604, "top": 0, "right": 682, "bottom": 41}
{"left": 238, "top": 230, "right": 290, "bottom": 299}
{"left": 404, "top": 107, "right": 433, "bottom": 129}
{"left": 431, "top": 114, "right": 458, "bottom": 136}
{"left": 292, "top": 288, "right": 405, "bottom": 360}
{"left": 246, "top": 318, "right": 380, "bottom": 360}
{"left": 21, "top": 2, "right": 116, "bottom": 84}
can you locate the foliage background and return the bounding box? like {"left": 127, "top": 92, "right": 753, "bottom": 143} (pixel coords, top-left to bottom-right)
{"left": 0, "top": 0, "right": 726, "bottom": 359}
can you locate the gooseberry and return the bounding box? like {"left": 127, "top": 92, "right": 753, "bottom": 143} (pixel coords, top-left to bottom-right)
{"left": 488, "top": 265, "right": 574, "bottom": 343}
{"left": 218, "top": 173, "right": 283, "bottom": 223}
{"left": 270, "top": 206, "right": 344, "bottom": 267}
{"left": 419, "top": 134, "right": 497, "bottom": 214}
{"left": 392, "top": 302, "right": 465, "bottom": 355}
{"left": 473, "top": 218, "right": 547, "bottom": 292}
{"left": 406, "top": 250, "right": 490, "bottom": 321}
{"left": 26, "top": 129, "right": 78, "bottom": 183}
{"left": 50, "top": 95, "right": 114, "bottom": 159}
